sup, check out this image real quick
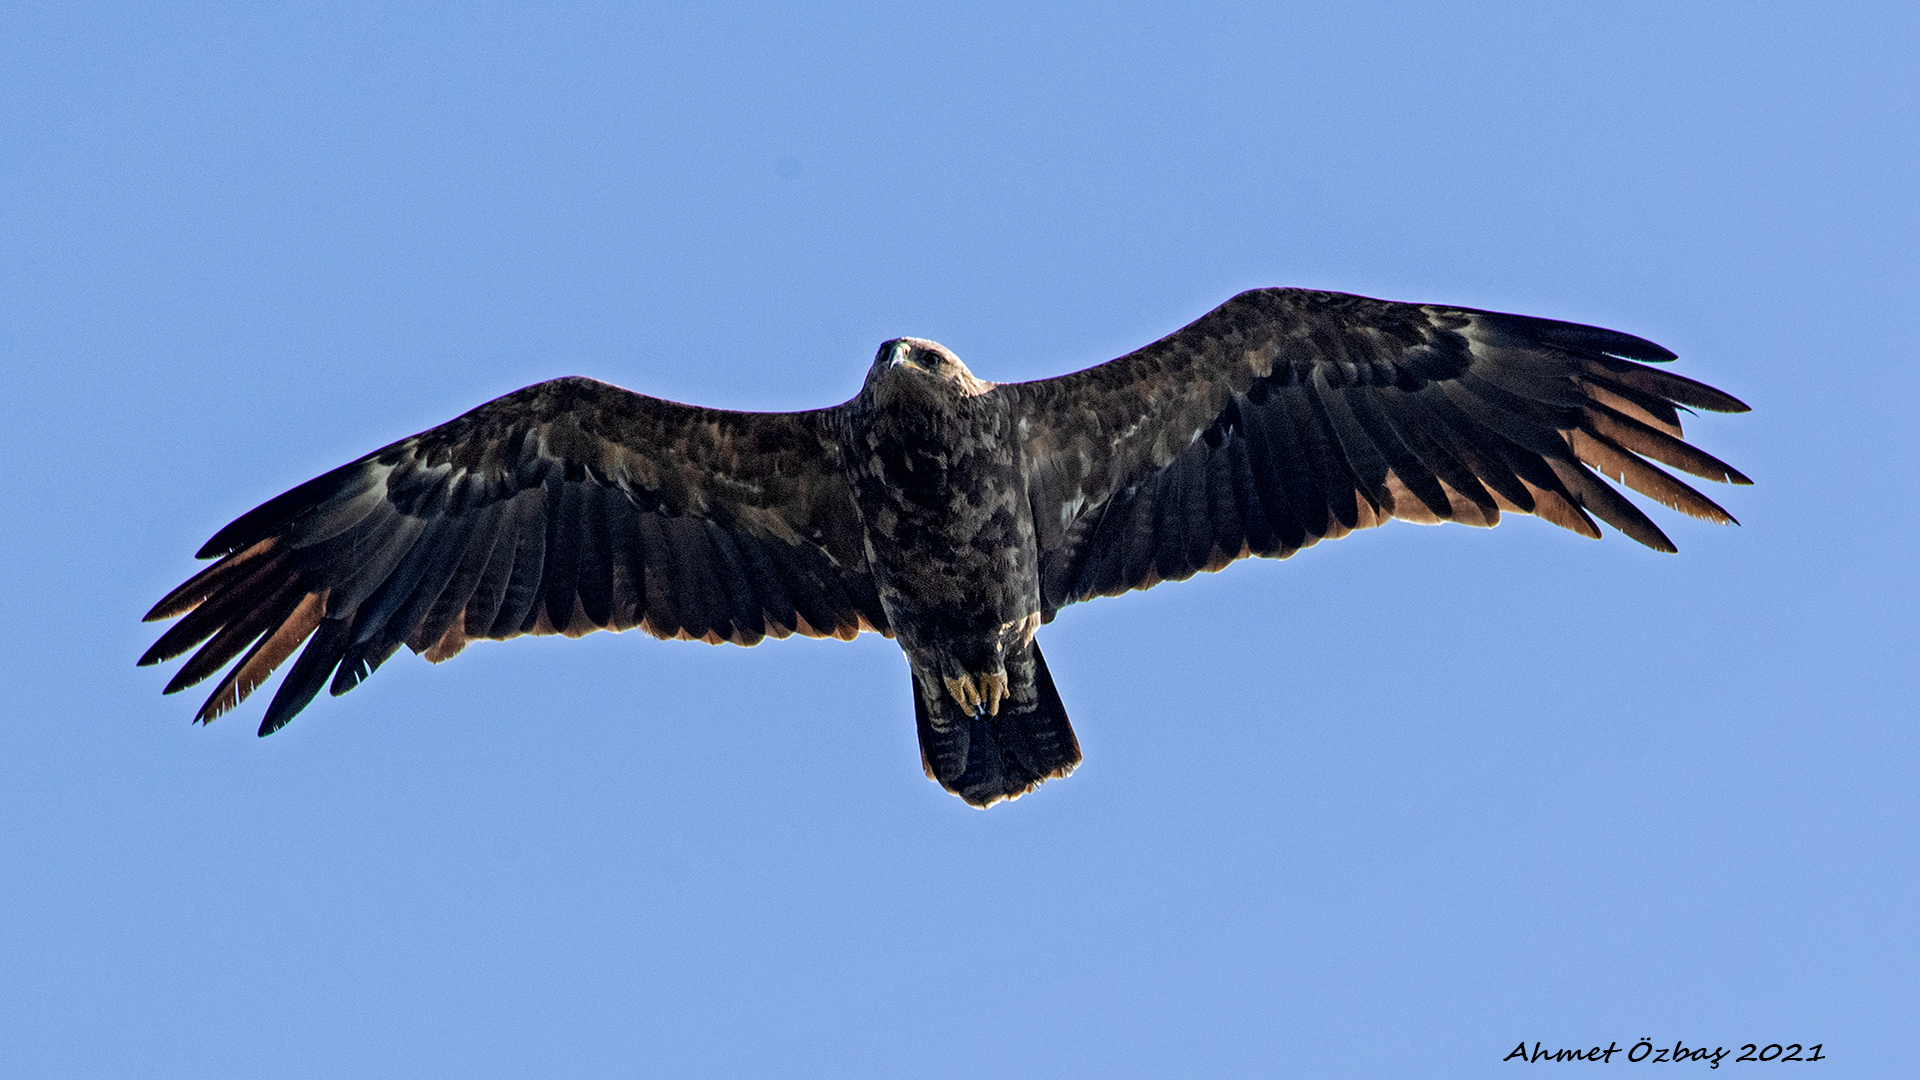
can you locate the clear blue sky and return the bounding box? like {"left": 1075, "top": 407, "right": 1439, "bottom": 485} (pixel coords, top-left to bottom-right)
{"left": 4, "top": 2, "right": 1915, "bottom": 1076}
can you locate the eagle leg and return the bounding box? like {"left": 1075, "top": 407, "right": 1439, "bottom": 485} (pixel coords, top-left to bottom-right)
{"left": 941, "top": 669, "right": 1011, "bottom": 716}
{"left": 942, "top": 673, "right": 981, "bottom": 714}
{"left": 980, "top": 671, "right": 1008, "bottom": 716}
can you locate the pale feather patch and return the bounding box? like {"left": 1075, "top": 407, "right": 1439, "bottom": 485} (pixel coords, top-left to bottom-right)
{"left": 1383, "top": 473, "right": 1446, "bottom": 525}
{"left": 197, "top": 588, "right": 330, "bottom": 721}
{"left": 423, "top": 615, "right": 470, "bottom": 663}
{"left": 1582, "top": 380, "right": 1685, "bottom": 438}
{"left": 1243, "top": 343, "right": 1277, "bottom": 379}
{"left": 1441, "top": 483, "right": 1500, "bottom": 528}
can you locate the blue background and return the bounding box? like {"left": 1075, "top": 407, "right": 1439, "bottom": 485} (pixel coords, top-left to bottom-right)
{"left": 4, "top": 2, "right": 1914, "bottom": 1076}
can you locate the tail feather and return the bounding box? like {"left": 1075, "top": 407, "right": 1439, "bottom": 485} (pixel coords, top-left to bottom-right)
{"left": 913, "top": 641, "right": 1081, "bottom": 807}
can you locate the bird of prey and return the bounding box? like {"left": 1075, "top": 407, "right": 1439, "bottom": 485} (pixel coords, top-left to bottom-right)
{"left": 141, "top": 289, "right": 1750, "bottom": 807}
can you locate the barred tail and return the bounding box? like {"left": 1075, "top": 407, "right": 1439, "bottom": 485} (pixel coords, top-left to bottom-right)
{"left": 913, "top": 641, "right": 1081, "bottom": 807}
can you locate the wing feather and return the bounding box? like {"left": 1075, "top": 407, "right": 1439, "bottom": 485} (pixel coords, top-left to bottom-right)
{"left": 261, "top": 616, "right": 353, "bottom": 735}
{"left": 1276, "top": 383, "right": 1353, "bottom": 533}
{"left": 540, "top": 473, "right": 586, "bottom": 635}
{"left": 702, "top": 524, "right": 767, "bottom": 647}
{"left": 145, "top": 537, "right": 281, "bottom": 624}
{"left": 407, "top": 499, "right": 508, "bottom": 655}
{"left": 163, "top": 574, "right": 306, "bottom": 695}
{"left": 602, "top": 487, "right": 648, "bottom": 632}
{"left": 634, "top": 512, "right": 683, "bottom": 639}
{"left": 732, "top": 534, "right": 798, "bottom": 638}
{"left": 143, "top": 376, "right": 886, "bottom": 732}
{"left": 1346, "top": 389, "right": 1451, "bottom": 520}
{"left": 572, "top": 481, "right": 615, "bottom": 630}
{"left": 1314, "top": 372, "right": 1394, "bottom": 512}
{"left": 1151, "top": 451, "right": 1197, "bottom": 582}
{"left": 1202, "top": 429, "right": 1245, "bottom": 571}
{"left": 201, "top": 590, "right": 329, "bottom": 722}
{"left": 1237, "top": 395, "right": 1311, "bottom": 552}
{"left": 1566, "top": 428, "right": 1737, "bottom": 524}
{"left": 140, "top": 543, "right": 296, "bottom": 666}
{"left": 1118, "top": 472, "right": 1164, "bottom": 591}
{"left": 663, "top": 515, "right": 725, "bottom": 642}
{"left": 1582, "top": 402, "right": 1752, "bottom": 485}
{"left": 1221, "top": 422, "right": 1275, "bottom": 557}
{"left": 484, "top": 489, "right": 549, "bottom": 638}
{"left": 1012, "top": 289, "right": 1749, "bottom": 615}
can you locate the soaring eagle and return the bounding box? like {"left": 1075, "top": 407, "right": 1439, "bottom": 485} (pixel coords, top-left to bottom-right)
{"left": 142, "top": 289, "right": 1750, "bottom": 806}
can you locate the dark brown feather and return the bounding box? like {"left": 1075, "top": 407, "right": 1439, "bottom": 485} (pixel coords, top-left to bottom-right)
{"left": 260, "top": 616, "right": 353, "bottom": 735}
{"left": 540, "top": 474, "right": 586, "bottom": 634}
{"left": 492, "top": 495, "right": 549, "bottom": 637}
{"left": 1567, "top": 429, "right": 1737, "bottom": 524}
{"left": 198, "top": 590, "right": 328, "bottom": 721}
{"left": 407, "top": 500, "right": 509, "bottom": 655}
{"left": 146, "top": 376, "right": 884, "bottom": 734}
{"left": 1546, "top": 458, "right": 1677, "bottom": 552}
{"left": 1016, "top": 288, "right": 1747, "bottom": 610}
{"left": 1584, "top": 403, "right": 1753, "bottom": 485}
{"left": 165, "top": 574, "right": 306, "bottom": 695}
{"left": 144, "top": 537, "right": 281, "bottom": 623}
{"left": 1202, "top": 439, "right": 1245, "bottom": 570}
{"left": 1276, "top": 384, "right": 1353, "bottom": 533}
{"left": 573, "top": 481, "right": 615, "bottom": 630}
{"left": 1313, "top": 378, "right": 1395, "bottom": 512}
{"left": 1583, "top": 354, "right": 1750, "bottom": 414}
{"left": 1236, "top": 398, "right": 1311, "bottom": 552}
{"left": 138, "top": 545, "right": 295, "bottom": 667}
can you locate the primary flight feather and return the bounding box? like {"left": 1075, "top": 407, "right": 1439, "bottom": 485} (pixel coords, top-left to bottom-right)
{"left": 142, "top": 288, "right": 1751, "bottom": 806}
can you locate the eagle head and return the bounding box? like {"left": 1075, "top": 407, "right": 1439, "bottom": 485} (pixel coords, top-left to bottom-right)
{"left": 864, "top": 338, "right": 995, "bottom": 403}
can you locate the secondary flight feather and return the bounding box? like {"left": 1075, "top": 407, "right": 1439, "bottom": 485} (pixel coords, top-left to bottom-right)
{"left": 142, "top": 289, "right": 1751, "bottom": 806}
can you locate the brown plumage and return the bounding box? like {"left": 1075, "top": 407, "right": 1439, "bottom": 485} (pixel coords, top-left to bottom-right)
{"left": 142, "top": 288, "right": 1750, "bottom": 806}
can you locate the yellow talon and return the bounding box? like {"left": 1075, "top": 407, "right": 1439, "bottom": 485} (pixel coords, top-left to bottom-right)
{"left": 981, "top": 672, "right": 1008, "bottom": 716}
{"left": 944, "top": 674, "right": 978, "bottom": 712}
{"left": 943, "top": 671, "right": 1009, "bottom": 715}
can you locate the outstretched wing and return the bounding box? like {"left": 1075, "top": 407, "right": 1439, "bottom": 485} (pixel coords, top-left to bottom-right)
{"left": 1011, "top": 288, "right": 1751, "bottom": 616}
{"left": 141, "top": 376, "right": 887, "bottom": 734}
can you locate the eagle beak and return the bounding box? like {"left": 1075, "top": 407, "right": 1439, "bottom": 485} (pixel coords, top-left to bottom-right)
{"left": 888, "top": 342, "right": 914, "bottom": 369}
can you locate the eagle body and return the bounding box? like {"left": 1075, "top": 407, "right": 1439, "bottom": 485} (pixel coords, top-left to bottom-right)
{"left": 142, "top": 289, "right": 1751, "bottom": 807}
{"left": 846, "top": 339, "right": 1078, "bottom": 803}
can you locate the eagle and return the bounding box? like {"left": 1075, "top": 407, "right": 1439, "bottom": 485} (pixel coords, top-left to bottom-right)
{"left": 141, "top": 289, "right": 1750, "bottom": 807}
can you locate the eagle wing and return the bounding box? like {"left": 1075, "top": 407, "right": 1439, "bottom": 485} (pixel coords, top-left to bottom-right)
{"left": 141, "top": 376, "right": 887, "bottom": 734}
{"left": 1011, "top": 288, "right": 1752, "bottom": 616}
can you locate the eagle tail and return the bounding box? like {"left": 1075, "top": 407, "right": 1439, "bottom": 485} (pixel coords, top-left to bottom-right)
{"left": 913, "top": 641, "right": 1081, "bottom": 808}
